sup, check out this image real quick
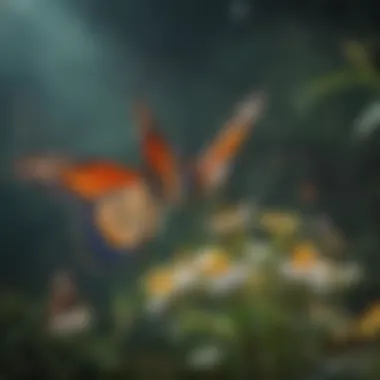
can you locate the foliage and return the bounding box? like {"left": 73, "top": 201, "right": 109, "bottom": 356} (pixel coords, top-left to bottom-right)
{"left": 298, "top": 41, "right": 380, "bottom": 113}
{"left": 298, "top": 40, "right": 380, "bottom": 140}
{"left": 2, "top": 205, "right": 378, "bottom": 379}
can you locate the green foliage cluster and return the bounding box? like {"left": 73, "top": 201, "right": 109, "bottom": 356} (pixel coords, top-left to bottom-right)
{"left": 0, "top": 207, "right": 378, "bottom": 380}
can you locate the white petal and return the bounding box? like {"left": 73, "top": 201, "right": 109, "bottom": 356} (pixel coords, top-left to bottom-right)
{"left": 244, "top": 241, "right": 272, "bottom": 265}
{"left": 49, "top": 306, "right": 92, "bottom": 336}
{"left": 186, "top": 345, "right": 223, "bottom": 369}
{"left": 208, "top": 265, "right": 249, "bottom": 295}
{"left": 173, "top": 266, "right": 198, "bottom": 292}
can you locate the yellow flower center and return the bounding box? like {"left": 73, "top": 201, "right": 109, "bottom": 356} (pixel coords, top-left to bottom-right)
{"left": 291, "top": 243, "right": 319, "bottom": 270}
{"left": 199, "top": 249, "right": 231, "bottom": 278}
{"left": 145, "top": 268, "right": 175, "bottom": 297}
{"left": 358, "top": 303, "right": 380, "bottom": 337}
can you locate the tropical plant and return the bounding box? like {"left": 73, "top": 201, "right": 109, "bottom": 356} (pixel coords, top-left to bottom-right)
{"left": 298, "top": 40, "right": 380, "bottom": 139}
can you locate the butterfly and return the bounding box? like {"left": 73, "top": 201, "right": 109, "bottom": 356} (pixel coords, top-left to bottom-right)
{"left": 13, "top": 91, "right": 267, "bottom": 265}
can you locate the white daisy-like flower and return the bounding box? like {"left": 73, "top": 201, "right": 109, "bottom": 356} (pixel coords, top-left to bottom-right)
{"left": 193, "top": 247, "right": 220, "bottom": 268}
{"left": 281, "top": 257, "right": 362, "bottom": 293}
{"left": 243, "top": 240, "right": 273, "bottom": 265}
{"left": 144, "top": 260, "right": 200, "bottom": 315}
{"left": 207, "top": 263, "right": 250, "bottom": 295}
{"left": 280, "top": 258, "right": 336, "bottom": 292}
{"left": 193, "top": 247, "right": 230, "bottom": 275}
{"left": 49, "top": 306, "right": 92, "bottom": 336}
{"left": 186, "top": 344, "right": 224, "bottom": 370}
{"left": 172, "top": 262, "right": 199, "bottom": 293}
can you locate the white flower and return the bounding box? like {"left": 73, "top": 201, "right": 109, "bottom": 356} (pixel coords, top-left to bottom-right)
{"left": 207, "top": 263, "right": 250, "bottom": 295}
{"left": 280, "top": 258, "right": 336, "bottom": 292}
{"left": 144, "top": 261, "right": 200, "bottom": 315}
{"left": 281, "top": 257, "right": 362, "bottom": 293}
{"left": 173, "top": 263, "right": 199, "bottom": 293}
{"left": 194, "top": 247, "right": 223, "bottom": 268}
{"left": 49, "top": 306, "right": 92, "bottom": 336}
{"left": 193, "top": 247, "right": 231, "bottom": 278}
{"left": 186, "top": 344, "right": 224, "bottom": 370}
{"left": 243, "top": 240, "right": 272, "bottom": 265}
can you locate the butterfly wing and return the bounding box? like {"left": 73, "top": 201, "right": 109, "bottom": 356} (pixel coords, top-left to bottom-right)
{"left": 61, "top": 161, "right": 142, "bottom": 200}
{"left": 63, "top": 162, "right": 159, "bottom": 253}
{"left": 194, "top": 91, "right": 267, "bottom": 195}
{"left": 13, "top": 154, "right": 72, "bottom": 187}
{"left": 14, "top": 156, "right": 153, "bottom": 257}
{"left": 134, "top": 101, "right": 183, "bottom": 204}
{"left": 82, "top": 202, "right": 135, "bottom": 265}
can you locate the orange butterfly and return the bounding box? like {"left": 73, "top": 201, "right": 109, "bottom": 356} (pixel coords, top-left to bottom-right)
{"left": 13, "top": 91, "right": 267, "bottom": 261}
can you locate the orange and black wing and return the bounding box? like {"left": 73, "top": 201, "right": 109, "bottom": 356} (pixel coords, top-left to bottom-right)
{"left": 13, "top": 155, "right": 142, "bottom": 200}
{"left": 61, "top": 161, "right": 142, "bottom": 200}
{"left": 194, "top": 91, "right": 267, "bottom": 195}
{"left": 134, "top": 101, "right": 183, "bottom": 204}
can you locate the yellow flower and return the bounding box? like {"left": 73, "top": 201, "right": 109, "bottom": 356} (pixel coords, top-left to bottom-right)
{"left": 207, "top": 203, "right": 252, "bottom": 235}
{"left": 145, "top": 267, "right": 176, "bottom": 297}
{"left": 356, "top": 302, "right": 380, "bottom": 338}
{"left": 197, "top": 247, "right": 232, "bottom": 278}
{"left": 291, "top": 242, "right": 320, "bottom": 270}
{"left": 259, "top": 211, "right": 300, "bottom": 236}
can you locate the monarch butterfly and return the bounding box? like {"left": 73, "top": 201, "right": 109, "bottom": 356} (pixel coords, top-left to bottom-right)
{"left": 14, "top": 91, "right": 267, "bottom": 261}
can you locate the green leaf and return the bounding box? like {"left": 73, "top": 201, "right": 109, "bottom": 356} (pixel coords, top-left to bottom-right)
{"left": 297, "top": 69, "right": 380, "bottom": 115}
